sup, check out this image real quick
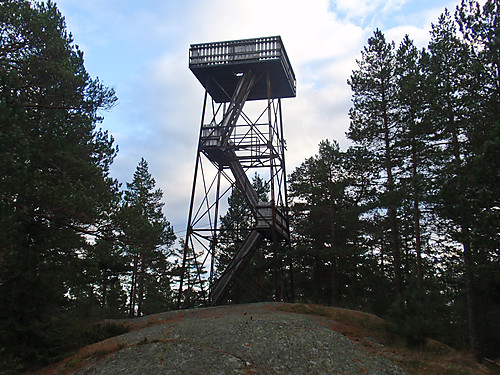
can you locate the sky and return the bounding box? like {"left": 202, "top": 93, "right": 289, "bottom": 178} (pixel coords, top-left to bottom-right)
{"left": 54, "top": 0, "right": 468, "bottom": 236}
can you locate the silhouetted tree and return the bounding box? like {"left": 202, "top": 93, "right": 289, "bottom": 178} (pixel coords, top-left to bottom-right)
{"left": 347, "top": 29, "right": 404, "bottom": 295}
{"left": 0, "top": 0, "right": 118, "bottom": 367}
{"left": 119, "top": 158, "right": 175, "bottom": 317}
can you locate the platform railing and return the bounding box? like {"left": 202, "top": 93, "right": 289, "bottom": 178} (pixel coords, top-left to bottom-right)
{"left": 189, "top": 36, "right": 295, "bottom": 91}
{"left": 189, "top": 36, "right": 277, "bottom": 65}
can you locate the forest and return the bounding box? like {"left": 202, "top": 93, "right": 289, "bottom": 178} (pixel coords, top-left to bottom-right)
{"left": 0, "top": 0, "right": 498, "bottom": 372}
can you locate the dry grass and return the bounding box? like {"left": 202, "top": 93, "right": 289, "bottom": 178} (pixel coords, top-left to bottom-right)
{"left": 275, "top": 303, "right": 495, "bottom": 375}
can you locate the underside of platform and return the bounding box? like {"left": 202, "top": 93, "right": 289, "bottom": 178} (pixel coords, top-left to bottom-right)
{"left": 189, "top": 36, "right": 296, "bottom": 102}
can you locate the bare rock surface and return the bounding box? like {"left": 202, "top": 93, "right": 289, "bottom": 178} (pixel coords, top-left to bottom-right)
{"left": 55, "top": 302, "right": 407, "bottom": 375}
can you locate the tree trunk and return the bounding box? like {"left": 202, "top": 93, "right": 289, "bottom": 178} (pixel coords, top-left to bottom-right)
{"left": 413, "top": 193, "right": 423, "bottom": 289}
{"left": 129, "top": 250, "right": 139, "bottom": 318}
{"left": 329, "top": 196, "right": 339, "bottom": 305}
{"left": 379, "top": 240, "right": 385, "bottom": 275}
{"left": 137, "top": 252, "right": 145, "bottom": 317}
{"left": 388, "top": 203, "right": 402, "bottom": 294}
{"left": 448, "top": 140, "right": 478, "bottom": 350}
{"left": 352, "top": 221, "right": 360, "bottom": 307}
{"left": 411, "top": 140, "right": 423, "bottom": 289}
{"left": 463, "top": 230, "right": 479, "bottom": 357}
{"left": 450, "top": 118, "right": 480, "bottom": 357}
{"left": 383, "top": 106, "right": 403, "bottom": 295}
{"left": 101, "top": 280, "right": 108, "bottom": 319}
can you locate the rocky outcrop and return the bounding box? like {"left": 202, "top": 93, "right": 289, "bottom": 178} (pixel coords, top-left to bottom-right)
{"left": 49, "top": 303, "right": 406, "bottom": 375}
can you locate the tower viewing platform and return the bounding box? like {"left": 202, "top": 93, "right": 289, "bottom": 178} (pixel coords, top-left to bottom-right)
{"left": 189, "top": 36, "right": 296, "bottom": 102}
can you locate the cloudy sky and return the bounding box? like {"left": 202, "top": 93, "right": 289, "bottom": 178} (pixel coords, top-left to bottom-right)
{"left": 55, "top": 0, "right": 467, "bottom": 235}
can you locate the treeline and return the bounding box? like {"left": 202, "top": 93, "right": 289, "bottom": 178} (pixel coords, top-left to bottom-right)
{"left": 287, "top": 0, "right": 499, "bottom": 359}
{"left": 0, "top": 1, "right": 177, "bottom": 371}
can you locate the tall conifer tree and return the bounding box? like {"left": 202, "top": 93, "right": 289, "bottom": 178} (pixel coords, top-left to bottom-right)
{"left": 0, "top": 0, "right": 118, "bottom": 365}
{"left": 424, "top": 9, "right": 482, "bottom": 355}
{"left": 455, "top": 0, "right": 500, "bottom": 357}
{"left": 347, "top": 29, "right": 404, "bottom": 295}
{"left": 119, "top": 158, "right": 175, "bottom": 317}
{"left": 395, "top": 35, "right": 429, "bottom": 289}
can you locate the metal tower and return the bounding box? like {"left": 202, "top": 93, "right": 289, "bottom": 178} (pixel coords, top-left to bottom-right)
{"left": 177, "top": 36, "right": 296, "bottom": 308}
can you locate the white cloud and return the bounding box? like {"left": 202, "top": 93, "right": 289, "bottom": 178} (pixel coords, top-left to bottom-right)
{"left": 333, "top": 0, "right": 383, "bottom": 19}
{"left": 382, "top": 0, "right": 409, "bottom": 14}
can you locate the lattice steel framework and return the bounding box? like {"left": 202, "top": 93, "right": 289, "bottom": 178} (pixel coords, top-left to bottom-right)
{"left": 177, "top": 36, "right": 295, "bottom": 308}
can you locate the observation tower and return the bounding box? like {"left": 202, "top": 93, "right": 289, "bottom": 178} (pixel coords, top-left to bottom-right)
{"left": 177, "top": 36, "right": 296, "bottom": 308}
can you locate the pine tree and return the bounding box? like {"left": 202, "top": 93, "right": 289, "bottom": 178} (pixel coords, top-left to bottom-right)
{"left": 347, "top": 29, "right": 404, "bottom": 295}
{"left": 119, "top": 158, "right": 175, "bottom": 317}
{"left": 423, "top": 8, "right": 482, "bottom": 355}
{"left": 0, "top": 0, "right": 118, "bottom": 366}
{"left": 395, "top": 35, "right": 430, "bottom": 290}
{"left": 455, "top": 0, "right": 500, "bottom": 357}
{"left": 84, "top": 233, "right": 130, "bottom": 318}
{"left": 289, "top": 141, "right": 374, "bottom": 307}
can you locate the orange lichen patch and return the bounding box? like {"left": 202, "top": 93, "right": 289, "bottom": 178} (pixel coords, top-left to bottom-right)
{"left": 35, "top": 337, "right": 129, "bottom": 375}
{"left": 165, "top": 312, "right": 185, "bottom": 324}
{"left": 77, "top": 338, "right": 125, "bottom": 358}
{"left": 124, "top": 311, "right": 186, "bottom": 332}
